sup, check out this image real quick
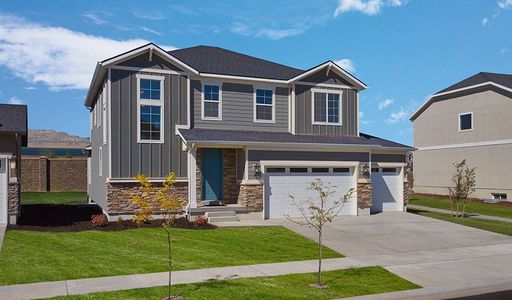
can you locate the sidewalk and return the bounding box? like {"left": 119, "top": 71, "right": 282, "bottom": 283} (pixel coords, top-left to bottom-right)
{"left": 407, "top": 204, "right": 512, "bottom": 223}
{"left": 0, "top": 257, "right": 365, "bottom": 300}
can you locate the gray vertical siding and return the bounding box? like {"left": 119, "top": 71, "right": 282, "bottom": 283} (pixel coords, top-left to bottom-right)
{"left": 300, "top": 71, "right": 353, "bottom": 85}
{"left": 118, "top": 53, "right": 184, "bottom": 72}
{"left": 110, "top": 69, "right": 188, "bottom": 178}
{"left": 192, "top": 80, "right": 289, "bottom": 132}
{"left": 295, "top": 85, "right": 357, "bottom": 136}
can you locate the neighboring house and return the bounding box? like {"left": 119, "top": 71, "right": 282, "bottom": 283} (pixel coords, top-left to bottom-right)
{"left": 411, "top": 72, "right": 512, "bottom": 200}
{"left": 84, "top": 43, "right": 412, "bottom": 220}
{"left": 0, "top": 104, "right": 28, "bottom": 224}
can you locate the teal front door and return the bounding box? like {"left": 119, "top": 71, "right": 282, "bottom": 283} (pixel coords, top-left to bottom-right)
{"left": 201, "top": 149, "right": 223, "bottom": 201}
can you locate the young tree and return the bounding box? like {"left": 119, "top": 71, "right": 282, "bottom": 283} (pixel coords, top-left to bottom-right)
{"left": 131, "top": 172, "right": 186, "bottom": 300}
{"left": 448, "top": 159, "right": 476, "bottom": 218}
{"left": 286, "top": 179, "right": 355, "bottom": 288}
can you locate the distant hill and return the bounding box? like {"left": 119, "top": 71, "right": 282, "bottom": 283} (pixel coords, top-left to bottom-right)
{"left": 28, "top": 129, "right": 90, "bottom": 148}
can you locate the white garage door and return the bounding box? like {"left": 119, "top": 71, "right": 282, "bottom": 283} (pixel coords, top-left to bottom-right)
{"left": 264, "top": 166, "right": 357, "bottom": 219}
{"left": 371, "top": 167, "right": 403, "bottom": 213}
{"left": 0, "top": 158, "right": 7, "bottom": 224}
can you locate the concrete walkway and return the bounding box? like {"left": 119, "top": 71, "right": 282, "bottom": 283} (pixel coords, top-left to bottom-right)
{"left": 408, "top": 204, "right": 512, "bottom": 223}
{"left": 0, "top": 225, "right": 6, "bottom": 250}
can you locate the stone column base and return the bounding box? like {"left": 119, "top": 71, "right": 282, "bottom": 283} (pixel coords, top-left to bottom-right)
{"left": 8, "top": 182, "right": 20, "bottom": 224}
{"left": 238, "top": 181, "right": 263, "bottom": 212}
{"left": 357, "top": 179, "right": 372, "bottom": 216}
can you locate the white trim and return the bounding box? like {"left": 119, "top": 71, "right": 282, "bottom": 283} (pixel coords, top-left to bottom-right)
{"left": 311, "top": 88, "right": 343, "bottom": 126}
{"left": 253, "top": 87, "right": 276, "bottom": 123}
{"left": 199, "top": 72, "right": 287, "bottom": 84}
{"left": 260, "top": 160, "right": 359, "bottom": 167}
{"left": 102, "top": 44, "right": 199, "bottom": 75}
{"left": 410, "top": 81, "right": 512, "bottom": 121}
{"left": 136, "top": 74, "right": 165, "bottom": 144}
{"left": 356, "top": 92, "right": 360, "bottom": 136}
{"left": 291, "top": 85, "right": 296, "bottom": 134}
{"left": 187, "top": 147, "right": 197, "bottom": 209}
{"left": 370, "top": 162, "right": 406, "bottom": 168}
{"left": 287, "top": 61, "right": 367, "bottom": 90}
{"left": 458, "top": 112, "right": 473, "bottom": 132}
{"left": 244, "top": 147, "right": 249, "bottom": 181}
{"left": 110, "top": 65, "right": 187, "bottom": 76}
{"left": 107, "top": 68, "right": 112, "bottom": 178}
{"left": 201, "top": 82, "right": 222, "bottom": 121}
{"left": 186, "top": 76, "right": 191, "bottom": 128}
{"left": 295, "top": 81, "right": 354, "bottom": 90}
{"left": 107, "top": 178, "right": 189, "bottom": 183}
{"left": 416, "top": 138, "right": 512, "bottom": 151}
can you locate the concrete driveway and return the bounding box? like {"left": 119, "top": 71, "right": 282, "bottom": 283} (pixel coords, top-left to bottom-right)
{"left": 281, "top": 212, "right": 512, "bottom": 290}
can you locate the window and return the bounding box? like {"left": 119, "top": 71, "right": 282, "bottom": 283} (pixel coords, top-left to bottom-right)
{"left": 254, "top": 88, "right": 274, "bottom": 122}
{"left": 267, "top": 167, "right": 285, "bottom": 173}
{"left": 202, "top": 84, "right": 221, "bottom": 120}
{"left": 137, "top": 74, "right": 164, "bottom": 143}
{"left": 382, "top": 168, "right": 397, "bottom": 173}
{"left": 290, "top": 167, "right": 308, "bottom": 173}
{"left": 98, "top": 146, "right": 102, "bottom": 177}
{"left": 371, "top": 168, "right": 380, "bottom": 173}
{"left": 312, "top": 168, "right": 329, "bottom": 173}
{"left": 459, "top": 112, "right": 473, "bottom": 131}
{"left": 491, "top": 193, "right": 507, "bottom": 200}
{"left": 333, "top": 167, "right": 350, "bottom": 173}
{"left": 313, "top": 90, "right": 342, "bottom": 125}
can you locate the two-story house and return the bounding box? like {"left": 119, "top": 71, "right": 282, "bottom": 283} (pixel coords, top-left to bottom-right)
{"left": 84, "top": 43, "right": 412, "bottom": 221}
{"left": 0, "top": 104, "right": 27, "bottom": 225}
{"left": 411, "top": 72, "right": 512, "bottom": 200}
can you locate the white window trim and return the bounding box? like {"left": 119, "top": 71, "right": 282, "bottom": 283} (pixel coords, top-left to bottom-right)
{"left": 311, "top": 88, "right": 343, "bottom": 126}
{"left": 201, "top": 82, "right": 222, "bottom": 121}
{"left": 458, "top": 112, "right": 473, "bottom": 132}
{"left": 253, "top": 87, "right": 276, "bottom": 123}
{"left": 98, "top": 146, "right": 102, "bottom": 177}
{"left": 136, "top": 74, "right": 165, "bottom": 144}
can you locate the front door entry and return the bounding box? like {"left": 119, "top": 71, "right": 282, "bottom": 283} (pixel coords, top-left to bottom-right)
{"left": 201, "top": 149, "right": 223, "bottom": 201}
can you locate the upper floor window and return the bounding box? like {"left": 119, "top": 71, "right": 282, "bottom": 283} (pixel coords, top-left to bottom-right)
{"left": 137, "top": 74, "right": 164, "bottom": 143}
{"left": 313, "top": 90, "right": 342, "bottom": 125}
{"left": 254, "top": 88, "right": 274, "bottom": 123}
{"left": 459, "top": 112, "right": 473, "bottom": 131}
{"left": 202, "top": 84, "right": 221, "bottom": 120}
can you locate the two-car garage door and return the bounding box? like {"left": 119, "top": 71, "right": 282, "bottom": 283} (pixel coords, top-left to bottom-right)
{"left": 264, "top": 167, "right": 357, "bottom": 219}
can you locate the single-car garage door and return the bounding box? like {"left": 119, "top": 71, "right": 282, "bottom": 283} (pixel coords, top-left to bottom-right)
{"left": 0, "top": 158, "right": 7, "bottom": 224}
{"left": 264, "top": 166, "right": 357, "bottom": 219}
{"left": 371, "top": 167, "right": 403, "bottom": 213}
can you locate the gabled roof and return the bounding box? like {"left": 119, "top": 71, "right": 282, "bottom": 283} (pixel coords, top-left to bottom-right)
{"left": 85, "top": 43, "right": 367, "bottom": 107}
{"left": 410, "top": 72, "right": 512, "bottom": 121}
{"left": 178, "top": 128, "right": 412, "bottom": 150}
{"left": 0, "top": 104, "right": 28, "bottom": 146}
{"left": 169, "top": 46, "right": 304, "bottom": 81}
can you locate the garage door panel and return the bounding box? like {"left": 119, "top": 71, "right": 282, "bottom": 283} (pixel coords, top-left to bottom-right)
{"left": 371, "top": 169, "right": 403, "bottom": 213}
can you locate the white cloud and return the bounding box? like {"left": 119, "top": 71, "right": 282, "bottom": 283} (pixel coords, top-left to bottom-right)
{"left": 24, "top": 86, "right": 37, "bottom": 90}
{"left": 140, "top": 27, "right": 162, "bottom": 36}
{"left": 498, "top": 0, "right": 512, "bottom": 9}
{"left": 0, "top": 14, "right": 175, "bottom": 90}
{"left": 132, "top": 10, "right": 166, "bottom": 21}
{"left": 231, "top": 22, "right": 307, "bottom": 40}
{"left": 500, "top": 48, "right": 509, "bottom": 55}
{"left": 333, "top": 58, "right": 355, "bottom": 73}
{"left": 7, "top": 96, "right": 24, "bottom": 104}
{"left": 378, "top": 98, "right": 394, "bottom": 110}
{"left": 386, "top": 107, "right": 408, "bottom": 124}
{"left": 481, "top": 17, "right": 489, "bottom": 27}
{"left": 359, "top": 111, "right": 364, "bottom": 118}
{"left": 83, "top": 13, "right": 107, "bottom": 25}
{"left": 333, "top": 0, "right": 405, "bottom": 17}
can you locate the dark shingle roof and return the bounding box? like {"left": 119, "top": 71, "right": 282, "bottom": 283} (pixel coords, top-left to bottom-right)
{"left": 437, "top": 72, "right": 512, "bottom": 94}
{"left": 169, "top": 46, "right": 304, "bottom": 80}
{"left": 179, "top": 128, "right": 411, "bottom": 149}
{"left": 0, "top": 104, "right": 27, "bottom": 134}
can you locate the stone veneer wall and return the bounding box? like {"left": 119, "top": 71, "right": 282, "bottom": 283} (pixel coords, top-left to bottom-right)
{"left": 357, "top": 181, "right": 372, "bottom": 214}
{"left": 21, "top": 157, "right": 87, "bottom": 192}
{"left": 8, "top": 182, "right": 20, "bottom": 224}
{"left": 106, "top": 181, "right": 188, "bottom": 215}
{"left": 195, "top": 149, "right": 202, "bottom": 206}
{"left": 238, "top": 183, "right": 263, "bottom": 211}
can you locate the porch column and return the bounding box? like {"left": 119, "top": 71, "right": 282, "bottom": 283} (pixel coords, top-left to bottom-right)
{"left": 187, "top": 146, "right": 197, "bottom": 209}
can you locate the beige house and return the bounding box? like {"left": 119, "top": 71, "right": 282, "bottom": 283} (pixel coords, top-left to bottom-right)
{"left": 410, "top": 72, "right": 512, "bottom": 200}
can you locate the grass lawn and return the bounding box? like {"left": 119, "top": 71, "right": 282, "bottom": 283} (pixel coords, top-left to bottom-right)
{"left": 47, "top": 267, "right": 420, "bottom": 300}
{"left": 409, "top": 208, "right": 512, "bottom": 236}
{"left": 0, "top": 226, "right": 341, "bottom": 285}
{"left": 409, "top": 195, "right": 512, "bottom": 219}
{"left": 21, "top": 192, "right": 88, "bottom": 205}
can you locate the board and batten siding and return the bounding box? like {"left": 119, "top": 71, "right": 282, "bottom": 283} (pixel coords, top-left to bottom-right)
{"left": 295, "top": 85, "right": 358, "bottom": 136}
{"left": 110, "top": 69, "right": 188, "bottom": 179}
{"left": 191, "top": 80, "right": 289, "bottom": 132}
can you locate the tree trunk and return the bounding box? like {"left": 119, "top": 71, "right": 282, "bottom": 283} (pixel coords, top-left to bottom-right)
{"left": 461, "top": 199, "right": 467, "bottom": 218}
{"left": 167, "top": 229, "right": 172, "bottom": 300}
{"left": 455, "top": 201, "right": 460, "bottom": 218}
{"left": 317, "top": 229, "right": 323, "bottom": 286}
{"left": 450, "top": 196, "right": 454, "bottom": 219}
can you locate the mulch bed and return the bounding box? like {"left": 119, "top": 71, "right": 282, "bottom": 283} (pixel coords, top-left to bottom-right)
{"left": 8, "top": 204, "right": 216, "bottom": 232}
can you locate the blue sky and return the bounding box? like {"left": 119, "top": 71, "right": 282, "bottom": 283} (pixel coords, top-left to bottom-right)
{"left": 0, "top": 0, "right": 511, "bottom": 145}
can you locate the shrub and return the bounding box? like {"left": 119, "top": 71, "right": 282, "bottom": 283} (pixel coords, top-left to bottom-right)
{"left": 91, "top": 214, "right": 109, "bottom": 227}
{"left": 194, "top": 215, "right": 209, "bottom": 226}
